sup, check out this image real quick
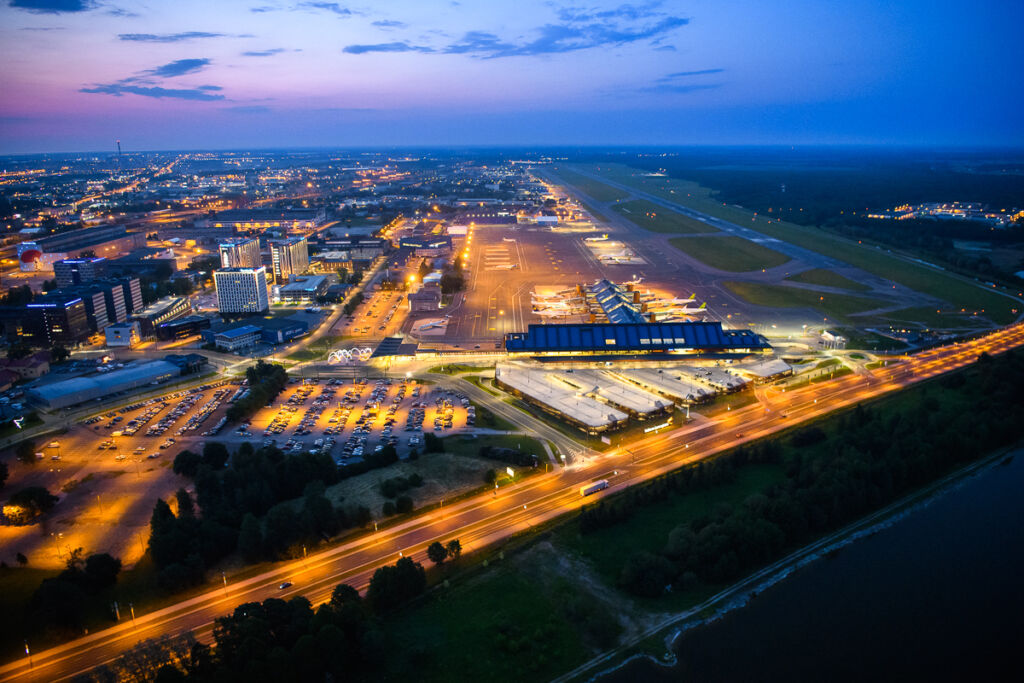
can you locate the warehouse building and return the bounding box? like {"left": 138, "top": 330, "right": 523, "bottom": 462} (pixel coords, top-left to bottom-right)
{"left": 494, "top": 364, "right": 629, "bottom": 434}
{"left": 27, "top": 360, "right": 182, "bottom": 410}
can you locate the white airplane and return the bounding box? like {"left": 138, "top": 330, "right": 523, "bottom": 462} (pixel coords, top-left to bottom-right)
{"left": 493, "top": 263, "right": 518, "bottom": 270}
{"left": 584, "top": 234, "right": 610, "bottom": 242}
{"left": 418, "top": 320, "right": 447, "bottom": 331}
{"left": 534, "top": 307, "right": 578, "bottom": 318}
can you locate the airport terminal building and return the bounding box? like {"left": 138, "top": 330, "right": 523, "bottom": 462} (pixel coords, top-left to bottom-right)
{"left": 504, "top": 321, "right": 769, "bottom": 358}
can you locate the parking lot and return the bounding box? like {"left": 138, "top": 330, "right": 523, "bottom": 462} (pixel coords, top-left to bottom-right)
{"left": 335, "top": 290, "right": 408, "bottom": 339}
{"left": 245, "top": 378, "right": 473, "bottom": 464}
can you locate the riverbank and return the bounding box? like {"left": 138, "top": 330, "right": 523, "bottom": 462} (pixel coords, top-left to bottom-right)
{"left": 581, "top": 444, "right": 1023, "bottom": 683}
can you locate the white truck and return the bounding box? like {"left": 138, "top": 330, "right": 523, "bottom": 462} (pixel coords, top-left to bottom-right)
{"left": 579, "top": 480, "right": 610, "bottom": 497}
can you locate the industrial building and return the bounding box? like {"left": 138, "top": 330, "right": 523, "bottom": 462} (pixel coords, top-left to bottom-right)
{"left": 19, "top": 225, "right": 145, "bottom": 272}
{"left": 27, "top": 359, "right": 183, "bottom": 410}
{"left": 495, "top": 364, "right": 630, "bottom": 433}
{"left": 219, "top": 237, "right": 262, "bottom": 269}
{"left": 319, "top": 237, "right": 388, "bottom": 261}
{"left": 504, "top": 321, "right": 768, "bottom": 357}
{"left": 269, "top": 236, "right": 310, "bottom": 283}
{"left": 277, "top": 275, "right": 328, "bottom": 304}
{"left": 199, "top": 208, "right": 326, "bottom": 231}
{"left": 214, "top": 267, "right": 270, "bottom": 313}
{"left": 494, "top": 361, "right": 752, "bottom": 434}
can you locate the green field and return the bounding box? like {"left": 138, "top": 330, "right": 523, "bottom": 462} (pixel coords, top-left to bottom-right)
{"left": 668, "top": 235, "right": 791, "bottom": 272}
{"left": 383, "top": 566, "right": 591, "bottom": 682}
{"left": 440, "top": 434, "right": 545, "bottom": 459}
{"left": 576, "top": 164, "right": 1020, "bottom": 325}
{"left": 550, "top": 166, "right": 630, "bottom": 202}
{"left": 560, "top": 464, "right": 785, "bottom": 583}
{"left": 877, "top": 306, "right": 984, "bottom": 329}
{"left": 723, "top": 281, "right": 882, "bottom": 322}
{"left": 612, "top": 199, "right": 718, "bottom": 234}
{"left": 785, "top": 268, "right": 871, "bottom": 292}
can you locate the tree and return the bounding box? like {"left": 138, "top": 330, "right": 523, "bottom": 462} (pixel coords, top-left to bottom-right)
{"left": 16, "top": 439, "right": 36, "bottom": 465}
{"left": 618, "top": 551, "right": 676, "bottom": 598}
{"left": 426, "top": 541, "right": 447, "bottom": 565}
{"left": 83, "top": 553, "right": 122, "bottom": 588}
{"left": 6, "top": 486, "right": 58, "bottom": 523}
{"left": 50, "top": 345, "right": 70, "bottom": 363}
{"left": 237, "top": 513, "right": 264, "bottom": 563}
{"left": 16, "top": 552, "right": 28, "bottom": 566}
{"left": 395, "top": 496, "right": 413, "bottom": 514}
{"left": 0, "top": 460, "right": 7, "bottom": 488}
{"left": 366, "top": 557, "right": 426, "bottom": 612}
{"left": 330, "top": 583, "right": 361, "bottom": 608}
{"left": 445, "top": 539, "right": 462, "bottom": 561}
{"left": 202, "top": 442, "right": 230, "bottom": 470}
{"left": 172, "top": 450, "right": 201, "bottom": 478}
{"left": 423, "top": 432, "right": 443, "bottom": 453}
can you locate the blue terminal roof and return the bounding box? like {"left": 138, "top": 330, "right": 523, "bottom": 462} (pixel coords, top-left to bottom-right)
{"left": 589, "top": 279, "right": 647, "bottom": 324}
{"left": 504, "top": 322, "right": 768, "bottom": 353}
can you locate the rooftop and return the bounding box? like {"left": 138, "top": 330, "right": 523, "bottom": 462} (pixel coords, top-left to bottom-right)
{"left": 505, "top": 322, "right": 768, "bottom": 354}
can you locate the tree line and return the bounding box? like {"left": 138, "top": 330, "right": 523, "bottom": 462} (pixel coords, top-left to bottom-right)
{"left": 588, "top": 349, "right": 1024, "bottom": 597}
{"left": 78, "top": 551, "right": 462, "bottom": 683}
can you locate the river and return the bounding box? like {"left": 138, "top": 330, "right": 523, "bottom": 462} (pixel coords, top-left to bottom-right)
{"left": 601, "top": 452, "right": 1024, "bottom": 682}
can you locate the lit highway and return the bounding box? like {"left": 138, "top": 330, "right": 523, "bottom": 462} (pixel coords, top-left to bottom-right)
{"left": 3, "top": 323, "right": 1024, "bottom": 681}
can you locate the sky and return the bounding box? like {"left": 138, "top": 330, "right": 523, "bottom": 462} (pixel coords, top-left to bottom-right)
{"left": 1, "top": 0, "right": 1022, "bottom": 153}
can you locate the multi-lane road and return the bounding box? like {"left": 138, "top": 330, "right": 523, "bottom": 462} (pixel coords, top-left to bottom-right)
{"left": 3, "top": 322, "right": 1024, "bottom": 682}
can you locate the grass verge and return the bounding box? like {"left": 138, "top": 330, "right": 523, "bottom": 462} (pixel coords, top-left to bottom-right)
{"left": 669, "top": 236, "right": 790, "bottom": 272}
{"left": 785, "top": 268, "right": 871, "bottom": 292}
{"left": 612, "top": 199, "right": 718, "bottom": 235}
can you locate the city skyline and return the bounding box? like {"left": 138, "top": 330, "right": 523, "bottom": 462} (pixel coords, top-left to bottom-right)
{"left": 2, "top": 0, "right": 1023, "bottom": 153}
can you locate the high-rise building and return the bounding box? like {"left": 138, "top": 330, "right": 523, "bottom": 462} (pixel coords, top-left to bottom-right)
{"left": 24, "top": 295, "right": 91, "bottom": 345}
{"left": 214, "top": 267, "right": 269, "bottom": 313}
{"left": 53, "top": 257, "right": 107, "bottom": 287}
{"left": 219, "top": 237, "right": 262, "bottom": 269}
{"left": 269, "top": 236, "right": 309, "bottom": 283}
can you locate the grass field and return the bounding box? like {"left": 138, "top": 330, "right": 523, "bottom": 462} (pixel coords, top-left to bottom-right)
{"left": 440, "top": 434, "right": 546, "bottom": 460}
{"left": 550, "top": 166, "right": 630, "bottom": 202}
{"left": 560, "top": 464, "right": 786, "bottom": 583}
{"left": 668, "top": 235, "right": 791, "bottom": 272}
{"left": 577, "top": 164, "right": 1021, "bottom": 325}
{"left": 724, "top": 280, "right": 882, "bottom": 322}
{"left": 612, "top": 199, "right": 718, "bottom": 235}
{"left": 877, "top": 306, "right": 983, "bottom": 329}
{"left": 785, "top": 268, "right": 871, "bottom": 292}
{"left": 383, "top": 565, "right": 590, "bottom": 682}
{"left": 427, "top": 364, "right": 483, "bottom": 375}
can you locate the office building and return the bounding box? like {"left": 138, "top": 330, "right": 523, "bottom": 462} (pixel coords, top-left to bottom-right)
{"left": 269, "top": 236, "right": 309, "bottom": 283}
{"left": 132, "top": 296, "right": 193, "bottom": 337}
{"left": 219, "top": 237, "right": 262, "bottom": 269}
{"left": 214, "top": 267, "right": 270, "bottom": 313}
{"left": 24, "top": 295, "right": 91, "bottom": 346}
{"left": 53, "top": 257, "right": 107, "bottom": 287}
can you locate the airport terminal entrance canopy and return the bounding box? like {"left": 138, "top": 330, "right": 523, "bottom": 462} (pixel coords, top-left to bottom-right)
{"left": 504, "top": 322, "right": 768, "bottom": 354}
